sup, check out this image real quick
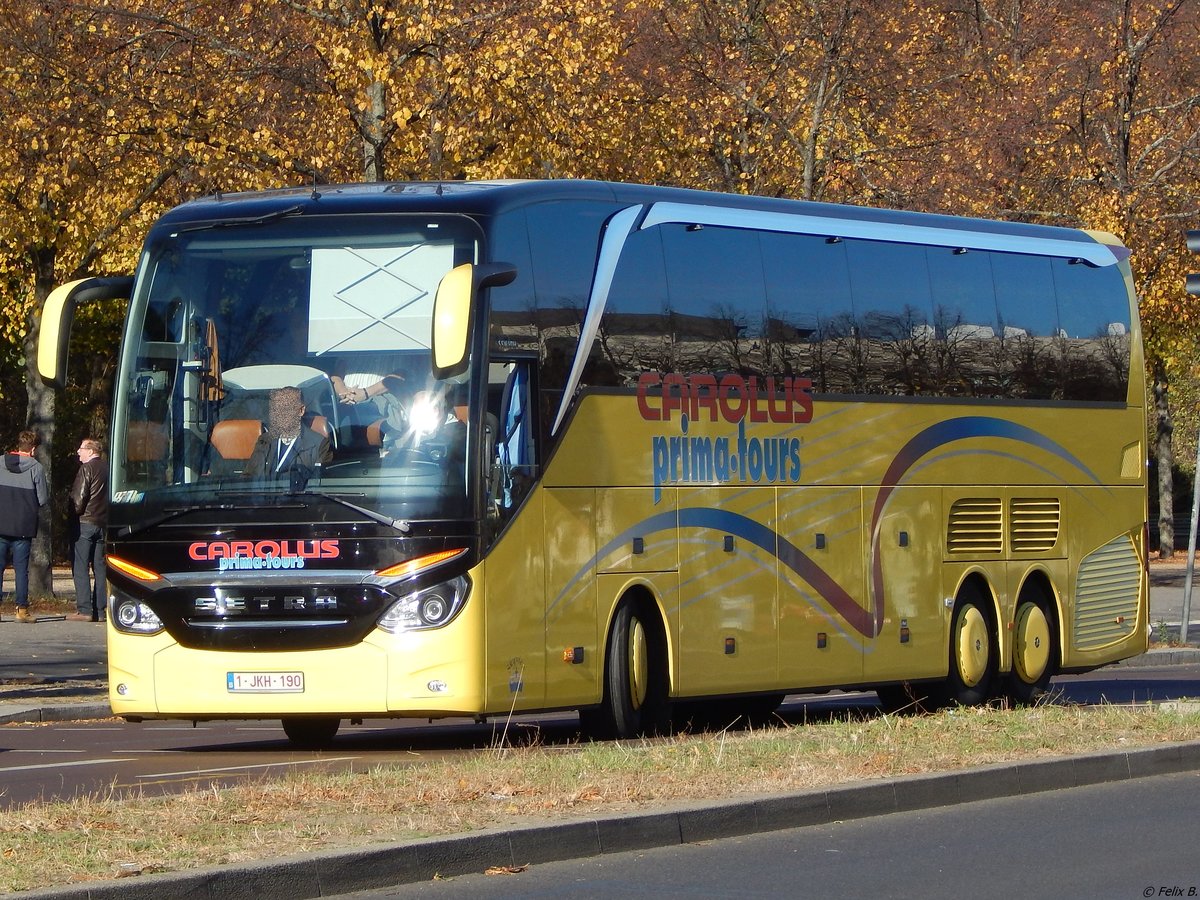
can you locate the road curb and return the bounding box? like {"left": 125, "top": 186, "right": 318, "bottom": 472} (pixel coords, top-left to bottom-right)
{"left": 0, "top": 703, "right": 111, "bottom": 725}
{"left": 1118, "top": 647, "right": 1200, "bottom": 667}
{"left": 19, "top": 739, "right": 1200, "bottom": 899}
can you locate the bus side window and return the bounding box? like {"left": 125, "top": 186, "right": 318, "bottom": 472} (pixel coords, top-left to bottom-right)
{"left": 489, "top": 359, "right": 538, "bottom": 520}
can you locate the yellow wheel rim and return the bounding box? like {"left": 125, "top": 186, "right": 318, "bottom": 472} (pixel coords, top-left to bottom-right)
{"left": 1013, "top": 603, "right": 1051, "bottom": 685}
{"left": 955, "top": 605, "right": 989, "bottom": 688}
{"left": 628, "top": 618, "right": 649, "bottom": 711}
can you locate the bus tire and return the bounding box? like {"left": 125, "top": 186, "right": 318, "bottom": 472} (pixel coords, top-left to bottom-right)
{"left": 1005, "top": 590, "right": 1057, "bottom": 704}
{"left": 282, "top": 716, "right": 340, "bottom": 748}
{"left": 945, "top": 585, "right": 995, "bottom": 706}
{"left": 590, "top": 600, "right": 670, "bottom": 740}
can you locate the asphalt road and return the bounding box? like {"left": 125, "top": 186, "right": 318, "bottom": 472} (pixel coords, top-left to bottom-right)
{"left": 3, "top": 664, "right": 1199, "bottom": 810}
{"left": 333, "top": 769, "right": 1200, "bottom": 899}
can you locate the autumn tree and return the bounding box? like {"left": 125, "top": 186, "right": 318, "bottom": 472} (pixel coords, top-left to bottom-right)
{"left": 0, "top": 0, "right": 321, "bottom": 588}
{"left": 268, "top": 0, "right": 651, "bottom": 183}
{"left": 632, "top": 0, "right": 876, "bottom": 198}
{"left": 1005, "top": 0, "right": 1200, "bottom": 555}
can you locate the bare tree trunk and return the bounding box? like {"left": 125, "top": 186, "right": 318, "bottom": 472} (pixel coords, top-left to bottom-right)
{"left": 1154, "top": 370, "right": 1175, "bottom": 558}
{"left": 25, "top": 247, "right": 57, "bottom": 596}
{"left": 362, "top": 77, "right": 387, "bottom": 182}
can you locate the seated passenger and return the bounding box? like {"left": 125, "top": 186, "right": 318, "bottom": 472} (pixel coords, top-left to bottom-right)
{"left": 332, "top": 363, "right": 410, "bottom": 450}
{"left": 333, "top": 371, "right": 407, "bottom": 408}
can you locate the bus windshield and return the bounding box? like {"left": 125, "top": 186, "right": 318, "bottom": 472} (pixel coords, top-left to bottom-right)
{"left": 112, "top": 213, "right": 483, "bottom": 523}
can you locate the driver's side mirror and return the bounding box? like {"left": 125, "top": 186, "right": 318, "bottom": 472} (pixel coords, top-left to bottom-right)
{"left": 431, "top": 262, "right": 516, "bottom": 380}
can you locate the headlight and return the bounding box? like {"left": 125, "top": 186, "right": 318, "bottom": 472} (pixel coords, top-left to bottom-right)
{"left": 113, "top": 596, "right": 165, "bottom": 635}
{"left": 377, "top": 576, "right": 469, "bottom": 633}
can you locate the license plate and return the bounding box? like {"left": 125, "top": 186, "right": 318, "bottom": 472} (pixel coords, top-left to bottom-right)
{"left": 226, "top": 671, "right": 305, "bottom": 693}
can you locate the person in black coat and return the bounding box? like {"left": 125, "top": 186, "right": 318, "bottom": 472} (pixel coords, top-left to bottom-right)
{"left": 246, "top": 387, "right": 332, "bottom": 489}
{"left": 67, "top": 437, "right": 108, "bottom": 622}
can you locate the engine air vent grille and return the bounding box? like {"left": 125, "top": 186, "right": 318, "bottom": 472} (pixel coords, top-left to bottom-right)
{"left": 1010, "top": 498, "right": 1061, "bottom": 553}
{"left": 1073, "top": 535, "right": 1142, "bottom": 651}
{"left": 946, "top": 498, "right": 1003, "bottom": 554}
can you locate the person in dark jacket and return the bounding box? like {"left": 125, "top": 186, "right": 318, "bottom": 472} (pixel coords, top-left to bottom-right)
{"left": 246, "top": 387, "right": 331, "bottom": 489}
{"left": 68, "top": 437, "right": 108, "bottom": 622}
{"left": 0, "top": 430, "right": 49, "bottom": 623}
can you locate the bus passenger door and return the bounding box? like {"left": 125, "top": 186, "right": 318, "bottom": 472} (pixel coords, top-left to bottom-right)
{"left": 481, "top": 492, "right": 547, "bottom": 712}
{"left": 482, "top": 357, "right": 548, "bottom": 711}
{"left": 542, "top": 489, "right": 599, "bottom": 709}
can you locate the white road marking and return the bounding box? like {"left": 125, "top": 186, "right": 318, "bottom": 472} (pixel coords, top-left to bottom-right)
{"left": 141, "top": 756, "right": 361, "bottom": 778}
{"left": 1, "top": 758, "right": 136, "bottom": 773}
{"left": 4, "top": 750, "right": 85, "bottom": 754}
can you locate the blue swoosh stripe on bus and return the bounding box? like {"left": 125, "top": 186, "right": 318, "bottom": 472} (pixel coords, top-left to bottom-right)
{"left": 546, "top": 507, "right": 873, "bottom": 638}
{"left": 547, "top": 417, "right": 1100, "bottom": 641}
{"left": 676, "top": 508, "right": 873, "bottom": 636}
{"left": 867, "top": 416, "right": 1103, "bottom": 636}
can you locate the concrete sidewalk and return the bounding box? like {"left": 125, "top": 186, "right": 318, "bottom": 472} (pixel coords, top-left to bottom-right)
{"left": 0, "top": 567, "right": 108, "bottom": 723}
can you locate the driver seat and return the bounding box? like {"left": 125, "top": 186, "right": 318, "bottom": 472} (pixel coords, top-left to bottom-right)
{"left": 210, "top": 419, "right": 263, "bottom": 474}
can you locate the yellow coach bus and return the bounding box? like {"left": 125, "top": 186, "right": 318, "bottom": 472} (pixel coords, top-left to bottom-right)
{"left": 38, "top": 180, "right": 1148, "bottom": 745}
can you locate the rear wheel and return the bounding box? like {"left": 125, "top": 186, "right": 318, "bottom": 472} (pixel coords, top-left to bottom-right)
{"left": 1005, "top": 594, "right": 1056, "bottom": 704}
{"left": 945, "top": 587, "right": 994, "bottom": 706}
{"left": 282, "top": 716, "right": 340, "bottom": 748}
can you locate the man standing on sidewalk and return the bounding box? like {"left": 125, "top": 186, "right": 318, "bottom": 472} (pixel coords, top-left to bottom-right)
{"left": 68, "top": 438, "right": 108, "bottom": 622}
{"left": 0, "top": 430, "right": 49, "bottom": 623}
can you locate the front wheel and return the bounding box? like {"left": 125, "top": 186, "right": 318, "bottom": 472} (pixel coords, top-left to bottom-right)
{"left": 282, "top": 716, "right": 340, "bottom": 748}
{"left": 583, "top": 600, "right": 670, "bottom": 740}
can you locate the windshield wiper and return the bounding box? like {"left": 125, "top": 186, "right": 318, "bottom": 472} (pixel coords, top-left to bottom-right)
{"left": 116, "top": 503, "right": 235, "bottom": 539}
{"left": 294, "top": 491, "right": 412, "bottom": 534}
{"left": 161, "top": 486, "right": 412, "bottom": 534}
{"left": 175, "top": 203, "right": 305, "bottom": 234}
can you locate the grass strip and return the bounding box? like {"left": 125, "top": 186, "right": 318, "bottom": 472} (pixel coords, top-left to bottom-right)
{"left": 2, "top": 702, "right": 1199, "bottom": 892}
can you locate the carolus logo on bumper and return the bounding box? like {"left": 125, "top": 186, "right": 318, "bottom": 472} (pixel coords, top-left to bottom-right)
{"left": 188, "top": 539, "right": 341, "bottom": 572}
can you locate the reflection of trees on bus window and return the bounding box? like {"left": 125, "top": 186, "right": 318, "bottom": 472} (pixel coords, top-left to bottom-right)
{"left": 207, "top": 259, "right": 310, "bottom": 370}
{"left": 488, "top": 196, "right": 1135, "bottom": 465}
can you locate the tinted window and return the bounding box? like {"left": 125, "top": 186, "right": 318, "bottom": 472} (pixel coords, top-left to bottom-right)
{"left": 762, "top": 234, "right": 851, "bottom": 389}
{"left": 601, "top": 223, "right": 671, "bottom": 382}
{"left": 993, "top": 253, "right": 1060, "bottom": 338}
{"left": 490, "top": 201, "right": 624, "bottom": 449}
{"left": 1053, "top": 257, "right": 1130, "bottom": 338}
{"left": 660, "top": 224, "right": 766, "bottom": 375}
{"left": 1051, "top": 257, "right": 1131, "bottom": 400}
{"left": 495, "top": 204, "right": 1132, "bottom": 410}
{"left": 928, "top": 247, "right": 999, "bottom": 337}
